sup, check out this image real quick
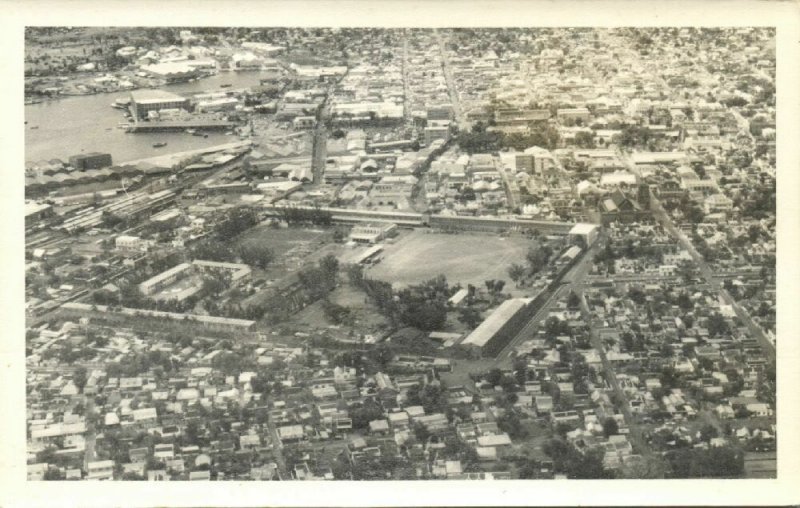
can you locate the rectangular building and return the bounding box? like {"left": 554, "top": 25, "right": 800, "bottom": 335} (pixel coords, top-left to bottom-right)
{"left": 349, "top": 222, "right": 397, "bottom": 243}
{"left": 461, "top": 298, "right": 533, "bottom": 357}
{"left": 138, "top": 263, "right": 193, "bottom": 295}
{"left": 69, "top": 152, "right": 112, "bottom": 170}
{"left": 130, "top": 90, "right": 190, "bottom": 120}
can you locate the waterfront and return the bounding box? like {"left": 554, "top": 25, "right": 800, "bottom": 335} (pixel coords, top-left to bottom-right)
{"left": 25, "top": 71, "right": 267, "bottom": 164}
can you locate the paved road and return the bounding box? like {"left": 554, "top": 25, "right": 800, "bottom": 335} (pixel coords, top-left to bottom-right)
{"left": 311, "top": 98, "right": 331, "bottom": 186}
{"left": 491, "top": 232, "right": 606, "bottom": 366}
{"left": 433, "top": 29, "right": 469, "bottom": 131}
{"left": 495, "top": 162, "right": 520, "bottom": 211}
{"left": 650, "top": 195, "right": 775, "bottom": 360}
{"left": 401, "top": 33, "right": 413, "bottom": 129}
{"left": 265, "top": 403, "right": 288, "bottom": 479}
{"left": 83, "top": 395, "right": 96, "bottom": 472}
{"left": 619, "top": 147, "right": 774, "bottom": 359}
{"left": 578, "top": 289, "right": 653, "bottom": 457}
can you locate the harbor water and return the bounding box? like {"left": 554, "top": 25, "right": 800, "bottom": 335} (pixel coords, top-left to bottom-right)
{"left": 25, "top": 70, "right": 268, "bottom": 164}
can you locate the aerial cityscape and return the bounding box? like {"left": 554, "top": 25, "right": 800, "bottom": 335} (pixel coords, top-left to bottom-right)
{"left": 24, "top": 26, "right": 776, "bottom": 481}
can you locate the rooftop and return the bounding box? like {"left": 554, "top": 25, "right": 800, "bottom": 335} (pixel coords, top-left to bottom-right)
{"left": 462, "top": 298, "right": 532, "bottom": 348}
{"left": 130, "top": 89, "right": 188, "bottom": 105}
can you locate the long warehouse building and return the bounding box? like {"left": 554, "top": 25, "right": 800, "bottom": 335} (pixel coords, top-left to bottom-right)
{"left": 460, "top": 298, "right": 533, "bottom": 357}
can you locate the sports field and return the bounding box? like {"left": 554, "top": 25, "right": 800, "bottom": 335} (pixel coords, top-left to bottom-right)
{"left": 367, "top": 230, "right": 531, "bottom": 288}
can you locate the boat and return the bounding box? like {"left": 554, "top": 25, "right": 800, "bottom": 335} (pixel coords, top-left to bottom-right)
{"left": 30, "top": 126, "right": 39, "bottom": 129}
{"left": 186, "top": 129, "right": 197, "bottom": 135}
{"left": 192, "top": 131, "right": 205, "bottom": 137}
{"left": 111, "top": 98, "right": 131, "bottom": 110}
{"left": 153, "top": 142, "right": 167, "bottom": 148}
{"left": 220, "top": 83, "right": 232, "bottom": 88}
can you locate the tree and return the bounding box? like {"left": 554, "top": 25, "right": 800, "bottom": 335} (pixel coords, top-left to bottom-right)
{"left": 507, "top": 263, "right": 526, "bottom": 286}
{"left": 322, "top": 299, "right": 352, "bottom": 325}
{"left": 543, "top": 438, "right": 615, "bottom": 478}
{"left": 676, "top": 291, "right": 693, "bottom": 311}
{"left": 43, "top": 467, "right": 65, "bottom": 481}
{"left": 526, "top": 244, "right": 553, "bottom": 275}
{"left": 603, "top": 417, "right": 619, "bottom": 437}
{"left": 699, "top": 423, "right": 719, "bottom": 442}
{"left": 201, "top": 274, "right": 227, "bottom": 298}
{"left": 412, "top": 422, "right": 431, "bottom": 443}
{"left": 485, "top": 368, "right": 503, "bottom": 386}
{"left": 351, "top": 398, "right": 384, "bottom": 430}
{"left": 497, "top": 409, "right": 527, "bottom": 439}
{"left": 214, "top": 208, "right": 258, "bottom": 242}
{"left": 319, "top": 254, "right": 340, "bottom": 288}
{"left": 624, "top": 287, "right": 646, "bottom": 308}
{"left": 73, "top": 365, "right": 88, "bottom": 393}
{"left": 458, "top": 307, "right": 482, "bottom": 329}
{"left": 573, "top": 131, "right": 596, "bottom": 148}
{"left": 567, "top": 291, "right": 581, "bottom": 310}
{"left": 666, "top": 446, "right": 744, "bottom": 478}
{"left": 238, "top": 241, "right": 275, "bottom": 270}
{"left": 707, "top": 313, "right": 729, "bottom": 338}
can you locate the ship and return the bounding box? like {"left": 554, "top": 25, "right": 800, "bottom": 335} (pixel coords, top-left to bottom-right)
{"left": 153, "top": 142, "right": 168, "bottom": 148}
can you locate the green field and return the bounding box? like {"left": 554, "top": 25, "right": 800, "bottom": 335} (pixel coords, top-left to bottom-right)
{"left": 368, "top": 230, "right": 532, "bottom": 288}
{"left": 237, "top": 224, "right": 332, "bottom": 260}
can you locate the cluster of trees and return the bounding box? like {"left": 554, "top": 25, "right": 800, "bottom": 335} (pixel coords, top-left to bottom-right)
{"left": 297, "top": 254, "right": 340, "bottom": 301}
{"left": 502, "top": 125, "right": 561, "bottom": 151}
{"left": 351, "top": 269, "right": 452, "bottom": 332}
{"left": 190, "top": 237, "right": 275, "bottom": 271}
{"left": 526, "top": 243, "right": 554, "bottom": 276}
{"left": 664, "top": 446, "right": 745, "bottom": 478}
{"left": 542, "top": 438, "right": 616, "bottom": 479}
{"left": 456, "top": 121, "right": 562, "bottom": 154}
{"left": 394, "top": 276, "right": 451, "bottom": 331}
{"left": 105, "top": 350, "right": 180, "bottom": 378}
{"left": 238, "top": 240, "right": 275, "bottom": 270}
{"left": 322, "top": 299, "right": 352, "bottom": 325}
{"left": 213, "top": 208, "right": 259, "bottom": 242}
{"left": 350, "top": 397, "right": 385, "bottom": 430}
{"left": 497, "top": 409, "right": 528, "bottom": 440}
{"left": 279, "top": 206, "right": 333, "bottom": 226}
{"left": 405, "top": 382, "right": 449, "bottom": 415}
{"left": 573, "top": 131, "right": 596, "bottom": 149}
{"left": 615, "top": 125, "right": 653, "bottom": 148}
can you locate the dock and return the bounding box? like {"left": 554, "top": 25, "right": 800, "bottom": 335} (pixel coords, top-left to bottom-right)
{"left": 126, "top": 119, "right": 236, "bottom": 132}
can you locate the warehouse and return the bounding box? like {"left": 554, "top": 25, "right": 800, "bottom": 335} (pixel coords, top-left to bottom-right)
{"left": 568, "top": 223, "right": 600, "bottom": 247}
{"left": 460, "top": 298, "right": 533, "bottom": 357}
{"left": 129, "top": 89, "right": 190, "bottom": 120}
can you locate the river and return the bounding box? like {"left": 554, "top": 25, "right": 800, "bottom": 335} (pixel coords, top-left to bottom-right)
{"left": 25, "top": 70, "right": 269, "bottom": 164}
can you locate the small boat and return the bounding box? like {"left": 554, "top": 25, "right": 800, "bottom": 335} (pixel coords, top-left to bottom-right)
{"left": 186, "top": 129, "right": 197, "bottom": 135}
{"left": 192, "top": 131, "right": 205, "bottom": 137}
{"left": 220, "top": 83, "right": 232, "bottom": 88}
{"left": 111, "top": 98, "right": 131, "bottom": 110}
{"left": 30, "top": 126, "right": 39, "bottom": 129}
{"left": 153, "top": 142, "right": 167, "bottom": 148}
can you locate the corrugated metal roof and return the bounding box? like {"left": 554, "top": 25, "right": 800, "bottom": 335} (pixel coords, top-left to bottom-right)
{"left": 461, "top": 298, "right": 531, "bottom": 348}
